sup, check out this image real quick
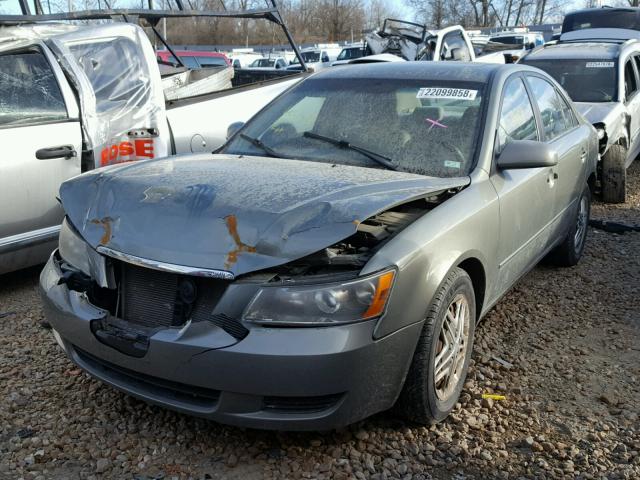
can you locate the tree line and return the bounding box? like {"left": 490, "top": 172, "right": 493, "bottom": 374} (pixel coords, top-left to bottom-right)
{"left": 3, "top": 0, "right": 640, "bottom": 45}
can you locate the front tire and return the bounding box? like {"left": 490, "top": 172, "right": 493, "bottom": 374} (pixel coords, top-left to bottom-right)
{"left": 601, "top": 144, "right": 627, "bottom": 203}
{"left": 550, "top": 184, "right": 591, "bottom": 267}
{"left": 395, "top": 267, "right": 476, "bottom": 424}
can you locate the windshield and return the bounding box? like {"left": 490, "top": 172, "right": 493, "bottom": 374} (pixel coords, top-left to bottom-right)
{"left": 523, "top": 59, "right": 617, "bottom": 102}
{"left": 382, "top": 19, "right": 426, "bottom": 41}
{"left": 337, "top": 48, "right": 365, "bottom": 61}
{"left": 290, "top": 51, "right": 321, "bottom": 65}
{"left": 251, "top": 58, "right": 275, "bottom": 67}
{"left": 490, "top": 35, "right": 524, "bottom": 45}
{"left": 563, "top": 10, "right": 640, "bottom": 33}
{"left": 223, "top": 78, "right": 485, "bottom": 177}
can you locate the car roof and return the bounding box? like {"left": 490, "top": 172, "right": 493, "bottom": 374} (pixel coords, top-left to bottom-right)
{"left": 566, "top": 6, "right": 639, "bottom": 14}
{"left": 313, "top": 61, "right": 509, "bottom": 84}
{"left": 523, "top": 42, "right": 621, "bottom": 61}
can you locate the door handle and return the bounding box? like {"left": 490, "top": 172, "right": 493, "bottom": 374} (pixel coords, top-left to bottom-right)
{"left": 35, "top": 145, "right": 76, "bottom": 160}
{"left": 580, "top": 150, "right": 587, "bottom": 163}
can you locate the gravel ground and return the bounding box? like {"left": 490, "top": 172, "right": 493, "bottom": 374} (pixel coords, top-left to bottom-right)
{"left": 1, "top": 165, "right": 639, "bottom": 480}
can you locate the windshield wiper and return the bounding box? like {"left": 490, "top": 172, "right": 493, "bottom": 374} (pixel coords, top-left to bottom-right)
{"left": 239, "top": 133, "right": 287, "bottom": 158}
{"left": 303, "top": 131, "right": 398, "bottom": 171}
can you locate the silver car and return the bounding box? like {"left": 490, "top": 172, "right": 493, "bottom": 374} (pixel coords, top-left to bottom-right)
{"left": 521, "top": 32, "right": 640, "bottom": 203}
{"left": 40, "top": 63, "right": 597, "bottom": 430}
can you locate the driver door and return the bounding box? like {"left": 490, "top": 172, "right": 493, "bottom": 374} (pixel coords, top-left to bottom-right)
{"left": 490, "top": 75, "right": 558, "bottom": 295}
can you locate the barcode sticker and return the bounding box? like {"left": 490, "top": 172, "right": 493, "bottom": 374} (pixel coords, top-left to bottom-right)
{"left": 586, "top": 62, "right": 614, "bottom": 68}
{"left": 417, "top": 87, "right": 478, "bottom": 100}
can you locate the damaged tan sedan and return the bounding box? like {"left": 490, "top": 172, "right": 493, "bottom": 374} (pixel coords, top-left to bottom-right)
{"left": 41, "top": 62, "right": 597, "bottom": 430}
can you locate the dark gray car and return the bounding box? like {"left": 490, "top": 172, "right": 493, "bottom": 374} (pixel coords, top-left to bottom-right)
{"left": 40, "top": 63, "right": 597, "bottom": 430}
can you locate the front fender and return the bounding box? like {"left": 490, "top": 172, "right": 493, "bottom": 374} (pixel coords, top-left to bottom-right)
{"left": 362, "top": 174, "right": 499, "bottom": 340}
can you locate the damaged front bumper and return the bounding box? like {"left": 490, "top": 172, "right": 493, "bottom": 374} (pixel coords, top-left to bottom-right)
{"left": 40, "top": 251, "right": 421, "bottom": 430}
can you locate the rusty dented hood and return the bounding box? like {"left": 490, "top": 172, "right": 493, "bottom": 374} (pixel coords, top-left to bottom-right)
{"left": 59, "top": 154, "right": 469, "bottom": 277}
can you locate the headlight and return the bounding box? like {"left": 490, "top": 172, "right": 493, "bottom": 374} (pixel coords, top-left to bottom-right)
{"left": 59, "top": 218, "right": 91, "bottom": 276}
{"left": 243, "top": 270, "right": 396, "bottom": 326}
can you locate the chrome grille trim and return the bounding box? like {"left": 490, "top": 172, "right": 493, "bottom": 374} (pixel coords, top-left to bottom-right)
{"left": 96, "top": 246, "right": 235, "bottom": 280}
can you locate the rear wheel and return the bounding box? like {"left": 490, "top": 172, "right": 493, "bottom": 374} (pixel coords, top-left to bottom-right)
{"left": 395, "top": 267, "right": 475, "bottom": 424}
{"left": 550, "top": 184, "right": 591, "bottom": 267}
{"left": 601, "top": 144, "right": 627, "bottom": 203}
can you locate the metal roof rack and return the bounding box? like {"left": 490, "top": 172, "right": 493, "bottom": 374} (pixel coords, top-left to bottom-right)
{"left": 0, "top": 0, "right": 307, "bottom": 70}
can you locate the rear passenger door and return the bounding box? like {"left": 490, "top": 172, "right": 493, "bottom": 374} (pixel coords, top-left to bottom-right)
{"left": 0, "top": 45, "right": 82, "bottom": 249}
{"left": 491, "top": 75, "right": 557, "bottom": 293}
{"left": 525, "top": 74, "right": 588, "bottom": 232}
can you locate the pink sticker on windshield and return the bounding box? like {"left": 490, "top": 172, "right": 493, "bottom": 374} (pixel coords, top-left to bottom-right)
{"left": 426, "top": 118, "right": 447, "bottom": 130}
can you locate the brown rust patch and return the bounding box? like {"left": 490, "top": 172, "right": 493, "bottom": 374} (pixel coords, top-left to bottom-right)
{"left": 90, "top": 217, "right": 114, "bottom": 245}
{"left": 224, "top": 215, "right": 256, "bottom": 270}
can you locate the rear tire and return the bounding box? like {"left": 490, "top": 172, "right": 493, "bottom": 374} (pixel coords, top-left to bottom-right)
{"left": 601, "top": 144, "right": 627, "bottom": 203}
{"left": 550, "top": 184, "right": 591, "bottom": 267}
{"left": 395, "top": 267, "right": 475, "bottom": 424}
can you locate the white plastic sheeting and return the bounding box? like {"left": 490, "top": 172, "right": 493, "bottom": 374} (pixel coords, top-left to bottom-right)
{"left": 0, "top": 23, "right": 169, "bottom": 167}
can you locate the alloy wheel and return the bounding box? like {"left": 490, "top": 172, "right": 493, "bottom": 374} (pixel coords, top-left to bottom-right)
{"left": 574, "top": 195, "right": 588, "bottom": 252}
{"left": 434, "top": 293, "right": 470, "bottom": 402}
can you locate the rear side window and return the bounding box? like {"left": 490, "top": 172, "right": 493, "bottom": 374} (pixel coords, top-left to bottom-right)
{"left": 196, "top": 56, "right": 228, "bottom": 67}
{"left": 0, "top": 49, "right": 68, "bottom": 127}
{"left": 527, "top": 76, "right": 576, "bottom": 141}
{"left": 497, "top": 78, "right": 538, "bottom": 151}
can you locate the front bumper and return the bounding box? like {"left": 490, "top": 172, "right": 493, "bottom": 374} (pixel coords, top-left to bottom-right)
{"left": 40, "top": 252, "right": 421, "bottom": 430}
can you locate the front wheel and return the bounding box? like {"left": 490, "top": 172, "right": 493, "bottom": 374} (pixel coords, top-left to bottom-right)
{"left": 395, "top": 267, "right": 476, "bottom": 424}
{"left": 550, "top": 184, "right": 591, "bottom": 267}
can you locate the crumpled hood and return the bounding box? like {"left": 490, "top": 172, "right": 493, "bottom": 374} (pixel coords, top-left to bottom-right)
{"left": 60, "top": 155, "right": 469, "bottom": 276}
{"left": 574, "top": 102, "right": 624, "bottom": 129}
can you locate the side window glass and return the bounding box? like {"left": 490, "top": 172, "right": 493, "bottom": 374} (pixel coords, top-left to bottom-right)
{"left": 634, "top": 56, "right": 640, "bottom": 87}
{"left": 69, "top": 38, "right": 152, "bottom": 113}
{"left": 527, "top": 76, "right": 573, "bottom": 141}
{"left": 0, "top": 49, "right": 68, "bottom": 127}
{"left": 442, "top": 33, "right": 469, "bottom": 61}
{"left": 497, "top": 78, "right": 538, "bottom": 152}
{"left": 197, "top": 56, "right": 227, "bottom": 67}
{"left": 624, "top": 59, "right": 638, "bottom": 99}
{"left": 455, "top": 33, "right": 472, "bottom": 61}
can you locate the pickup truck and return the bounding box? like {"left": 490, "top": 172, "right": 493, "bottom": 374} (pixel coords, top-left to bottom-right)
{"left": 0, "top": 6, "right": 306, "bottom": 275}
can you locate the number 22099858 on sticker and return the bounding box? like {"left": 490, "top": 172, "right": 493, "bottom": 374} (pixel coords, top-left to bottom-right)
{"left": 417, "top": 88, "right": 478, "bottom": 100}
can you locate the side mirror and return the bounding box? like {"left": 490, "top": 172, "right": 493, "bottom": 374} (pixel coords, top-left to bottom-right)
{"left": 451, "top": 48, "right": 464, "bottom": 61}
{"left": 496, "top": 140, "right": 558, "bottom": 169}
{"left": 526, "top": 42, "right": 536, "bottom": 50}
{"left": 226, "top": 121, "right": 245, "bottom": 140}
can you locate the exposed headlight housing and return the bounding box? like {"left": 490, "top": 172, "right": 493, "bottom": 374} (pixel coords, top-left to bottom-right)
{"left": 243, "top": 269, "right": 396, "bottom": 326}
{"left": 59, "top": 218, "right": 91, "bottom": 276}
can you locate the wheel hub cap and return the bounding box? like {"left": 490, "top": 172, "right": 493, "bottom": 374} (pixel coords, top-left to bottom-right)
{"left": 574, "top": 196, "right": 588, "bottom": 251}
{"left": 434, "top": 293, "right": 470, "bottom": 402}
